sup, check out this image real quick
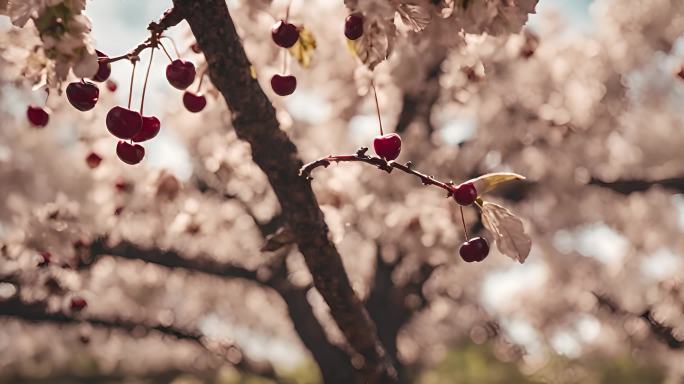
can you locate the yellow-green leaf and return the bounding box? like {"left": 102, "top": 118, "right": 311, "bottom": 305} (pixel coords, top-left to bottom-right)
{"left": 288, "top": 26, "right": 316, "bottom": 68}
{"left": 249, "top": 65, "right": 257, "bottom": 79}
{"left": 467, "top": 172, "right": 526, "bottom": 195}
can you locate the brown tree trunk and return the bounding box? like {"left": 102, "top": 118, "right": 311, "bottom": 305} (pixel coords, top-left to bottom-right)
{"left": 171, "top": 0, "right": 397, "bottom": 382}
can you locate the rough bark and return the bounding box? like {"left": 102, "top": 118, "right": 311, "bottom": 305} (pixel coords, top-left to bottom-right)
{"left": 171, "top": 0, "right": 396, "bottom": 381}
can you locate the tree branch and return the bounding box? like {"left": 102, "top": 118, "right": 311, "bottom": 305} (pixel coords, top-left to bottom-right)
{"left": 170, "top": 1, "right": 396, "bottom": 381}
{"left": 0, "top": 295, "right": 281, "bottom": 381}
{"left": 87, "top": 238, "right": 261, "bottom": 282}
{"left": 593, "top": 292, "right": 684, "bottom": 349}
{"left": 301, "top": 147, "right": 457, "bottom": 196}
{"left": 102, "top": 7, "right": 184, "bottom": 64}
{"left": 589, "top": 176, "right": 684, "bottom": 195}
{"left": 84, "top": 238, "right": 356, "bottom": 383}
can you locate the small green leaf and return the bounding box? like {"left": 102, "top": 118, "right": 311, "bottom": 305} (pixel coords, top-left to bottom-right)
{"left": 467, "top": 172, "right": 526, "bottom": 195}
{"left": 288, "top": 26, "right": 316, "bottom": 68}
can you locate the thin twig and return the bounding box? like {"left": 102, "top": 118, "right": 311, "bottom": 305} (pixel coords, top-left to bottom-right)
{"left": 101, "top": 7, "right": 184, "bottom": 64}
{"left": 300, "top": 147, "right": 455, "bottom": 196}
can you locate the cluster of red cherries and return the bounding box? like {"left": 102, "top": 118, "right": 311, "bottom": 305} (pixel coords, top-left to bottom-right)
{"left": 26, "top": 44, "right": 208, "bottom": 166}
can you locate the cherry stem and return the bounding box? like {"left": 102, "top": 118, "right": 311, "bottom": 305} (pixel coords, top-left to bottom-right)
{"left": 140, "top": 47, "right": 155, "bottom": 115}
{"left": 460, "top": 206, "right": 469, "bottom": 240}
{"left": 159, "top": 42, "right": 174, "bottom": 63}
{"left": 300, "top": 148, "right": 458, "bottom": 197}
{"left": 127, "top": 61, "right": 137, "bottom": 110}
{"left": 285, "top": 0, "right": 292, "bottom": 21}
{"left": 281, "top": 49, "right": 287, "bottom": 74}
{"left": 43, "top": 88, "right": 50, "bottom": 105}
{"left": 160, "top": 36, "right": 180, "bottom": 58}
{"left": 371, "top": 79, "right": 384, "bottom": 136}
{"left": 196, "top": 67, "right": 208, "bottom": 93}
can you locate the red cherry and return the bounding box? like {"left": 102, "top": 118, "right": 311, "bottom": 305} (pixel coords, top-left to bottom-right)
{"left": 66, "top": 81, "right": 99, "bottom": 111}
{"left": 271, "top": 74, "right": 297, "bottom": 96}
{"left": 38, "top": 251, "right": 52, "bottom": 266}
{"left": 27, "top": 105, "right": 49, "bottom": 127}
{"left": 271, "top": 20, "right": 299, "bottom": 48}
{"left": 106, "top": 80, "right": 117, "bottom": 92}
{"left": 132, "top": 116, "right": 161, "bottom": 142}
{"left": 116, "top": 141, "right": 145, "bottom": 165}
{"left": 166, "top": 59, "right": 196, "bottom": 90}
{"left": 344, "top": 13, "right": 364, "bottom": 40}
{"left": 373, "top": 133, "right": 402, "bottom": 161}
{"left": 92, "top": 50, "right": 111, "bottom": 82}
{"left": 106, "top": 106, "right": 142, "bottom": 139}
{"left": 85, "top": 152, "right": 103, "bottom": 169}
{"left": 114, "top": 177, "right": 131, "bottom": 192}
{"left": 459, "top": 237, "right": 490, "bottom": 263}
{"left": 452, "top": 182, "right": 477, "bottom": 206}
{"left": 183, "top": 91, "right": 207, "bottom": 113}
{"left": 70, "top": 296, "right": 88, "bottom": 311}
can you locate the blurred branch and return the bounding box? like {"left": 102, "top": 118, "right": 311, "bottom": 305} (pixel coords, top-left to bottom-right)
{"left": 589, "top": 176, "right": 684, "bottom": 195}
{"left": 396, "top": 56, "right": 445, "bottom": 134}
{"left": 366, "top": 246, "right": 440, "bottom": 373}
{"left": 593, "top": 292, "right": 684, "bottom": 349}
{"left": 87, "top": 238, "right": 261, "bottom": 282}
{"left": 0, "top": 295, "right": 281, "bottom": 382}
{"left": 172, "top": 0, "right": 396, "bottom": 381}
{"left": 84, "top": 238, "right": 356, "bottom": 383}
{"left": 301, "top": 147, "right": 457, "bottom": 196}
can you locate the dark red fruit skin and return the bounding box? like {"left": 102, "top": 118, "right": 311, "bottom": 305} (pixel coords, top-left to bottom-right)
{"left": 106, "top": 80, "right": 117, "bottom": 92}
{"left": 459, "top": 237, "right": 490, "bottom": 263}
{"left": 66, "top": 81, "right": 99, "bottom": 111}
{"left": 271, "top": 20, "right": 299, "bottom": 48}
{"left": 27, "top": 105, "right": 49, "bottom": 127}
{"left": 116, "top": 141, "right": 145, "bottom": 165}
{"left": 106, "top": 106, "right": 142, "bottom": 139}
{"left": 85, "top": 152, "right": 103, "bottom": 169}
{"left": 452, "top": 182, "right": 477, "bottom": 206}
{"left": 271, "top": 74, "right": 297, "bottom": 96}
{"left": 191, "top": 42, "right": 201, "bottom": 53}
{"left": 132, "top": 116, "right": 161, "bottom": 142}
{"left": 373, "top": 133, "right": 402, "bottom": 161}
{"left": 92, "top": 50, "right": 111, "bottom": 82}
{"left": 345, "top": 13, "right": 364, "bottom": 40}
{"left": 183, "top": 91, "right": 207, "bottom": 113}
{"left": 166, "top": 59, "right": 196, "bottom": 90}
{"left": 70, "top": 296, "right": 88, "bottom": 311}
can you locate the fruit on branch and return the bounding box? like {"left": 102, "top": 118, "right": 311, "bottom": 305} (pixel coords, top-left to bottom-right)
{"left": 85, "top": 152, "right": 103, "bottom": 169}
{"left": 27, "top": 105, "right": 50, "bottom": 127}
{"left": 66, "top": 81, "right": 99, "bottom": 111}
{"left": 132, "top": 116, "right": 161, "bottom": 142}
{"left": 116, "top": 141, "right": 145, "bottom": 165}
{"left": 459, "top": 237, "right": 490, "bottom": 263}
{"left": 183, "top": 91, "right": 207, "bottom": 112}
{"left": 271, "top": 74, "right": 297, "bottom": 96}
{"left": 166, "top": 59, "right": 196, "bottom": 90}
{"left": 106, "top": 80, "right": 117, "bottom": 92}
{"left": 271, "top": 20, "right": 300, "bottom": 48}
{"left": 373, "top": 133, "right": 402, "bottom": 161}
{"left": 69, "top": 296, "right": 88, "bottom": 311}
{"left": 344, "top": 13, "right": 364, "bottom": 40}
{"left": 106, "top": 106, "right": 143, "bottom": 139}
{"left": 452, "top": 182, "right": 477, "bottom": 206}
{"left": 92, "top": 50, "right": 112, "bottom": 82}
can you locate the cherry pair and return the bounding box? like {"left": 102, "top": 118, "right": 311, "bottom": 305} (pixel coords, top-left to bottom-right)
{"left": 106, "top": 107, "right": 159, "bottom": 164}
{"left": 166, "top": 55, "right": 207, "bottom": 113}
{"left": 270, "top": 20, "right": 299, "bottom": 96}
